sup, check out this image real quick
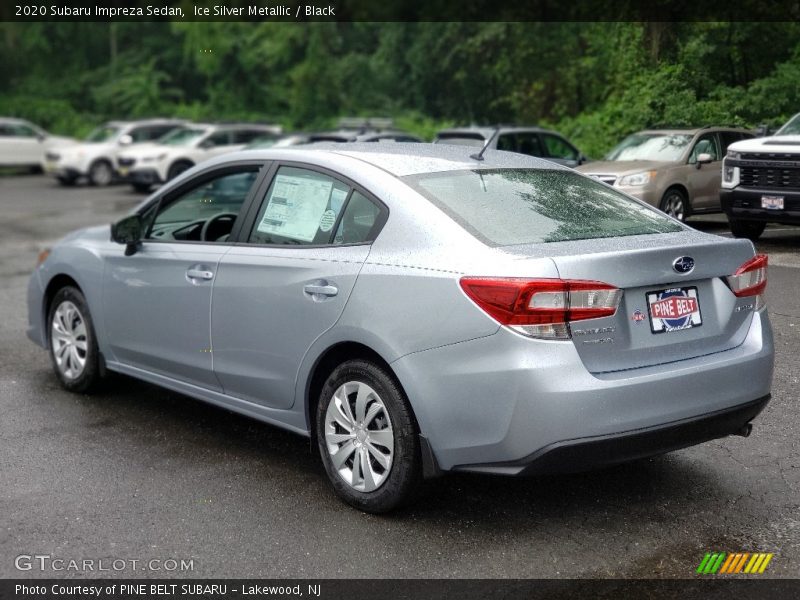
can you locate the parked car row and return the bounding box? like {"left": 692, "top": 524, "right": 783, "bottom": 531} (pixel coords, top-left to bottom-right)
{"left": 3, "top": 113, "right": 799, "bottom": 239}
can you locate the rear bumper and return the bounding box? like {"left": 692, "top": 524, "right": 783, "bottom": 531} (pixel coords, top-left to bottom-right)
{"left": 459, "top": 394, "right": 769, "bottom": 476}
{"left": 392, "top": 310, "right": 773, "bottom": 472}
{"left": 721, "top": 187, "right": 800, "bottom": 224}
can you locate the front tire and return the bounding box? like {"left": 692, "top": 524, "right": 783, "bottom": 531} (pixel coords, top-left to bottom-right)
{"left": 316, "top": 359, "right": 421, "bottom": 513}
{"left": 48, "top": 286, "right": 102, "bottom": 393}
{"left": 167, "top": 160, "right": 193, "bottom": 181}
{"left": 57, "top": 174, "right": 77, "bottom": 186}
{"left": 132, "top": 182, "right": 152, "bottom": 193}
{"left": 660, "top": 188, "right": 689, "bottom": 222}
{"left": 88, "top": 160, "right": 114, "bottom": 186}
{"left": 729, "top": 219, "right": 766, "bottom": 242}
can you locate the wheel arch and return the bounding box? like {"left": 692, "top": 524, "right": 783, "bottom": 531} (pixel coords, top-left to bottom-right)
{"left": 168, "top": 158, "right": 195, "bottom": 178}
{"left": 302, "top": 340, "right": 440, "bottom": 478}
{"left": 43, "top": 273, "right": 83, "bottom": 341}
{"left": 304, "top": 341, "right": 412, "bottom": 438}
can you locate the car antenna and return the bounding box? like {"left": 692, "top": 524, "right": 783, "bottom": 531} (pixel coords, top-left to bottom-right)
{"left": 470, "top": 128, "right": 499, "bottom": 161}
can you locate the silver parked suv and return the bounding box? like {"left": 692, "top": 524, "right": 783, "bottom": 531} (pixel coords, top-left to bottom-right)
{"left": 578, "top": 127, "right": 754, "bottom": 221}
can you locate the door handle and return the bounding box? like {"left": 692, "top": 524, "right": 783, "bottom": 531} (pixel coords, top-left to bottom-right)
{"left": 304, "top": 283, "right": 338, "bottom": 297}
{"left": 186, "top": 268, "right": 214, "bottom": 281}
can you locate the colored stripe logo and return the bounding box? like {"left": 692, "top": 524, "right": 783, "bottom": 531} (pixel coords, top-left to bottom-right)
{"left": 696, "top": 552, "right": 774, "bottom": 574}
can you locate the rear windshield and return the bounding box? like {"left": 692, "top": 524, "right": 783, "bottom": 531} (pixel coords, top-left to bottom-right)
{"left": 404, "top": 169, "right": 682, "bottom": 246}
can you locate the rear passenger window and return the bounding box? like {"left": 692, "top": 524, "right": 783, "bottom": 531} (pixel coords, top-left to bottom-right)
{"left": 334, "top": 191, "right": 381, "bottom": 245}
{"left": 248, "top": 167, "right": 383, "bottom": 246}
{"left": 249, "top": 167, "right": 350, "bottom": 245}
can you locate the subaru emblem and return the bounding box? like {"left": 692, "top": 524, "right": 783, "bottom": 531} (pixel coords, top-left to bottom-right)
{"left": 673, "top": 256, "right": 695, "bottom": 274}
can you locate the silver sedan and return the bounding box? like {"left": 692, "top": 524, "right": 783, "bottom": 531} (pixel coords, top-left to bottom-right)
{"left": 27, "top": 144, "right": 774, "bottom": 512}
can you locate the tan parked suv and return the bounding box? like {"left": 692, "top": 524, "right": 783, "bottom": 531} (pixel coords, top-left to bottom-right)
{"left": 577, "top": 127, "right": 754, "bottom": 221}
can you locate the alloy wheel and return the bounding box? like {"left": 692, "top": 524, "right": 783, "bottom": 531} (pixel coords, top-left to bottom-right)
{"left": 663, "top": 193, "right": 686, "bottom": 221}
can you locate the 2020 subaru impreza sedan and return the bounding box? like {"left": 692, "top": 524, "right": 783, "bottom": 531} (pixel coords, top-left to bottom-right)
{"left": 27, "top": 144, "right": 774, "bottom": 512}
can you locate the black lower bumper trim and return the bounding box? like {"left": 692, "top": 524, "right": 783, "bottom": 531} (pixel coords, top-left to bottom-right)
{"left": 721, "top": 188, "right": 800, "bottom": 225}
{"left": 457, "top": 395, "right": 771, "bottom": 476}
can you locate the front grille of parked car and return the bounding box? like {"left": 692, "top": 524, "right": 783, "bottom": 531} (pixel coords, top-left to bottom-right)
{"left": 45, "top": 152, "right": 60, "bottom": 161}
{"left": 740, "top": 166, "right": 800, "bottom": 190}
{"left": 117, "top": 157, "right": 136, "bottom": 167}
{"left": 741, "top": 152, "right": 798, "bottom": 161}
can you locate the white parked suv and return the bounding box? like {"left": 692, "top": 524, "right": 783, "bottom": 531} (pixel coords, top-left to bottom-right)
{"left": 0, "top": 118, "right": 76, "bottom": 170}
{"left": 44, "top": 119, "right": 185, "bottom": 186}
{"left": 117, "top": 123, "right": 281, "bottom": 192}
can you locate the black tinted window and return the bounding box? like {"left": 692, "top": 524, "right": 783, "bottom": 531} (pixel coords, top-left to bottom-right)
{"left": 497, "top": 133, "right": 544, "bottom": 157}
{"left": 233, "top": 130, "right": 270, "bottom": 144}
{"left": 541, "top": 134, "right": 578, "bottom": 160}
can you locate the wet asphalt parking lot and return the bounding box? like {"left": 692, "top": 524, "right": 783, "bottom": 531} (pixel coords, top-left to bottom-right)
{"left": 0, "top": 174, "right": 798, "bottom": 579}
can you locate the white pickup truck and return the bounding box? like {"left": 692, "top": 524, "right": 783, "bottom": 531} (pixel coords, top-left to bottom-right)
{"left": 721, "top": 112, "right": 800, "bottom": 240}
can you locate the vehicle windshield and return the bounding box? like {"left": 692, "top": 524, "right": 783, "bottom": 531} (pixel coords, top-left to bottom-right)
{"left": 85, "top": 125, "right": 120, "bottom": 143}
{"left": 605, "top": 133, "right": 693, "bottom": 162}
{"left": 776, "top": 114, "right": 800, "bottom": 136}
{"left": 159, "top": 128, "right": 207, "bottom": 146}
{"left": 404, "top": 169, "right": 682, "bottom": 246}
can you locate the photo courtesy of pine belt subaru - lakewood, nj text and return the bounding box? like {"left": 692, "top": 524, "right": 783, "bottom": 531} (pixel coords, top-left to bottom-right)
{"left": 27, "top": 144, "right": 774, "bottom": 512}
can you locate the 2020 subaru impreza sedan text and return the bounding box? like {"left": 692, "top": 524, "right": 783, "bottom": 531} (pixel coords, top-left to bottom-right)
{"left": 27, "top": 144, "right": 774, "bottom": 512}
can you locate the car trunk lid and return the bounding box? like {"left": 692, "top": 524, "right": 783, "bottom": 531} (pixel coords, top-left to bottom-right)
{"left": 501, "top": 232, "right": 758, "bottom": 373}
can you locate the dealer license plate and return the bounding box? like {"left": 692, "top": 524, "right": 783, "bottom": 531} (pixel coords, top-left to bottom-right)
{"left": 646, "top": 287, "right": 703, "bottom": 334}
{"left": 761, "top": 195, "right": 784, "bottom": 210}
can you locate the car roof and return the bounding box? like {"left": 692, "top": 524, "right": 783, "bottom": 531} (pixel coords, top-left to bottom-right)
{"left": 436, "top": 126, "right": 563, "bottom": 138}
{"left": 232, "top": 141, "right": 565, "bottom": 177}
{"left": 0, "top": 117, "right": 33, "bottom": 125}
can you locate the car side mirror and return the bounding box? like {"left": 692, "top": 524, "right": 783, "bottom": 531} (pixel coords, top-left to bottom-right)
{"left": 695, "top": 153, "right": 713, "bottom": 168}
{"left": 111, "top": 214, "right": 144, "bottom": 256}
{"left": 578, "top": 154, "right": 588, "bottom": 165}
{"left": 118, "top": 134, "right": 133, "bottom": 146}
{"left": 37, "top": 133, "right": 46, "bottom": 143}
{"left": 199, "top": 140, "right": 213, "bottom": 149}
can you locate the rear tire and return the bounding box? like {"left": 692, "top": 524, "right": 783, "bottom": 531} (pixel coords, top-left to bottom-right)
{"left": 88, "top": 160, "right": 114, "bottom": 186}
{"left": 316, "top": 359, "right": 421, "bottom": 513}
{"left": 729, "top": 219, "right": 766, "bottom": 242}
{"left": 47, "top": 286, "right": 102, "bottom": 394}
{"left": 660, "top": 188, "right": 689, "bottom": 222}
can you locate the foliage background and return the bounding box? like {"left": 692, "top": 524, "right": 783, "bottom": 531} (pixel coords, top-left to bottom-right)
{"left": 1, "top": 22, "right": 799, "bottom": 157}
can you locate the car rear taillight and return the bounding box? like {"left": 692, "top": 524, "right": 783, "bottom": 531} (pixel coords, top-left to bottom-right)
{"left": 726, "top": 254, "right": 768, "bottom": 308}
{"left": 459, "top": 277, "right": 622, "bottom": 340}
